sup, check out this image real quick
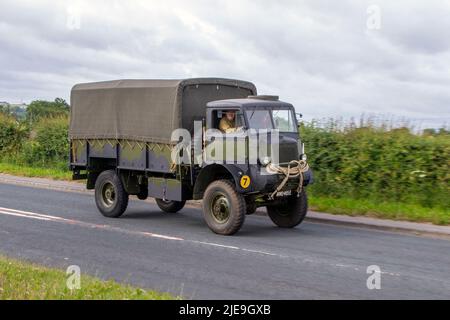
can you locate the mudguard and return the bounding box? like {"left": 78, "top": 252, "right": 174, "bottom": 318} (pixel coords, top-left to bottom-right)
{"left": 193, "top": 163, "right": 249, "bottom": 199}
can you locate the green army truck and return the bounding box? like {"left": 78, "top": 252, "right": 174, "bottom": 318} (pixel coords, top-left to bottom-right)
{"left": 69, "top": 78, "right": 313, "bottom": 235}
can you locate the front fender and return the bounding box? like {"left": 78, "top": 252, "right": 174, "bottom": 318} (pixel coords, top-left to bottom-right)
{"left": 192, "top": 163, "right": 249, "bottom": 199}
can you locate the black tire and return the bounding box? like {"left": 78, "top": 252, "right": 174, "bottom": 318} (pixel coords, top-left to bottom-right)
{"left": 266, "top": 190, "right": 308, "bottom": 228}
{"left": 246, "top": 201, "right": 257, "bottom": 215}
{"left": 155, "top": 199, "right": 186, "bottom": 213}
{"left": 137, "top": 187, "right": 148, "bottom": 200}
{"left": 202, "top": 180, "right": 246, "bottom": 235}
{"left": 94, "top": 170, "right": 129, "bottom": 218}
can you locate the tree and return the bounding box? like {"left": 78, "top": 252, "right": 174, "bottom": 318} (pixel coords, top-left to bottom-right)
{"left": 423, "top": 128, "right": 450, "bottom": 137}
{"left": 26, "top": 98, "right": 69, "bottom": 124}
{"left": 0, "top": 103, "right": 11, "bottom": 116}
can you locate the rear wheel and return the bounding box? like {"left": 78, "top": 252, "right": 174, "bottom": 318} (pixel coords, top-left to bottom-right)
{"left": 266, "top": 190, "right": 308, "bottom": 228}
{"left": 95, "top": 170, "right": 129, "bottom": 218}
{"left": 155, "top": 198, "right": 186, "bottom": 213}
{"left": 137, "top": 187, "right": 148, "bottom": 200}
{"left": 246, "top": 201, "right": 257, "bottom": 215}
{"left": 202, "top": 180, "right": 246, "bottom": 235}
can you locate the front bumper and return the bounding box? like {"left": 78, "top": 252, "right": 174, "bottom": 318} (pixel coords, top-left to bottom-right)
{"left": 246, "top": 165, "right": 313, "bottom": 194}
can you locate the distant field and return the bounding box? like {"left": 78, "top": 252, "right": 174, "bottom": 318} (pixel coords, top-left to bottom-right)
{"left": 0, "top": 255, "right": 176, "bottom": 300}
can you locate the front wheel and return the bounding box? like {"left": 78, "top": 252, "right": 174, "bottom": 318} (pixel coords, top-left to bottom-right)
{"left": 155, "top": 199, "right": 186, "bottom": 213}
{"left": 266, "top": 190, "right": 308, "bottom": 228}
{"left": 202, "top": 180, "right": 246, "bottom": 235}
{"left": 94, "top": 170, "right": 129, "bottom": 218}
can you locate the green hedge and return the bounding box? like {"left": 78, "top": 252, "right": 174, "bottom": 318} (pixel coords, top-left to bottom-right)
{"left": 0, "top": 115, "right": 68, "bottom": 169}
{"left": 20, "top": 116, "right": 69, "bottom": 166}
{"left": 0, "top": 113, "right": 28, "bottom": 155}
{"left": 301, "top": 121, "right": 450, "bottom": 209}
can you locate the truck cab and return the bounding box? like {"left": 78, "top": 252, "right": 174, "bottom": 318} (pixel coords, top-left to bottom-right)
{"left": 191, "top": 95, "right": 313, "bottom": 234}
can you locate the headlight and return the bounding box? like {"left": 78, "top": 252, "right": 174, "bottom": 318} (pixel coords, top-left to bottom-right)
{"left": 260, "top": 156, "right": 271, "bottom": 166}
{"left": 301, "top": 154, "right": 307, "bottom": 161}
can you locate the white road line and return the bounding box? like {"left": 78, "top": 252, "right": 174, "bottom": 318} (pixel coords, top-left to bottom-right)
{"left": 0, "top": 206, "right": 184, "bottom": 242}
{"left": 241, "top": 248, "right": 279, "bottom": 256}
{"left": 0, "top": 206, "right": 69, "bottom": 221}
{"left": 0, "top": 206, "right": 262, "bottom": 253}
{"left": 189, "top": 240, "right": 240, "bottom": 250}
{"left": 0, "top": 206, "right": 405, "bottom": 277}
{"left": 0, "top": 210, "right": 51, "bottom": 221}
{"left": 140, "top": 232, "right": 184, "bottom": 241}
{"left": 0, "top": 206, "right": 262, "bottom": 254}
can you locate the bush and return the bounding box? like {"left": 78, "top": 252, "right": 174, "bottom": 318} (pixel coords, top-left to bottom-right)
{"left": 0, "top": 113, "right": 28, "bottom": 156}
{"left": 301, "top": 119, "right": 450, "bottom": 210}
{"left": 20, "top": 116, "right": 69, "bottom": 166}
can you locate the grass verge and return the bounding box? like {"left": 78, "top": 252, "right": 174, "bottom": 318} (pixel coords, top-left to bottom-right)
{"left": 0, "top": 162, "right": 71, "bottom": 180}
{"left": 309, "top": 195, "right": 449, "bottom": 225}
{"left": 0, "top": 255, "right": 176, "bottom": 300}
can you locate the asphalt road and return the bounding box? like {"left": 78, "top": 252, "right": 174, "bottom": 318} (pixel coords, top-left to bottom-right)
{"left": 0, "top": 182, "right": 449, "bottom": 299}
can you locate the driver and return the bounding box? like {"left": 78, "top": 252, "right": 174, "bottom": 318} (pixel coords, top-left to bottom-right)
{"left": 219, "top": 111, "right": 241, "bottom": 133}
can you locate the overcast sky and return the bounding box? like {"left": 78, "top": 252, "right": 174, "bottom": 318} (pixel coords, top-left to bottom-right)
{"left": 1, "top": 0, "right": 449, "bottom": 128}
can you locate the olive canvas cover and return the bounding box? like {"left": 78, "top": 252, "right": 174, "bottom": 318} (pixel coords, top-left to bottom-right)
{"left": 69, "top": 78, "right": 256, "bottom": 144}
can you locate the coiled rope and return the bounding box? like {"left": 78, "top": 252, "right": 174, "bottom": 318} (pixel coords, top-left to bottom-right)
{"left": 266, "top": 160, "right": 309, "bottom": 200}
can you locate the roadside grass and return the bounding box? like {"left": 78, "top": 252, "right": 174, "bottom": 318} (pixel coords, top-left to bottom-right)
{"left": 309, "top": 194, "right": 450, "bottom": 225}
{"left": 0, "top": 255, "right": 177, "bottom": 300}
{"left": 0, "top": 161, "right": 448, "bottom": 226}
{"left": 0, "top": 162, "right": 71, "bottom": 180}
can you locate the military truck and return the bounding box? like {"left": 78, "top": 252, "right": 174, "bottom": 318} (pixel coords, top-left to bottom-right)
{"left": 69, "top": 78, "right": 313, "bottom": 235}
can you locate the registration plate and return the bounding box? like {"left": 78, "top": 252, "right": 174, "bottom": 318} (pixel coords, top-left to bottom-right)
{"left": 276, "top": 190, "right": 292, "bottom": 197}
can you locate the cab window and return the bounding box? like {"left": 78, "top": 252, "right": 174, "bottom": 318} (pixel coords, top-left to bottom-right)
{"left": 213, "top": 110, "right": 245, "bottom": 131}
{"left": 245, "top": 110, "right": 273, "bottom": 129}
{"left": 272, "top": 109, "right": 296, "bottom": 132}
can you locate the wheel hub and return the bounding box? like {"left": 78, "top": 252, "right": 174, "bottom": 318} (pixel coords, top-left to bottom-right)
{"left": 101, "top": 182, "right": 116, "bottom": 207}
{"left": 211, "top": 194, "right": 230, "bottom": 224}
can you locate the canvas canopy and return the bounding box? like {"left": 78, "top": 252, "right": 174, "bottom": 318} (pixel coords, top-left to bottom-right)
{"left": 69, "top": 78, "right": 256, "bottom": 144}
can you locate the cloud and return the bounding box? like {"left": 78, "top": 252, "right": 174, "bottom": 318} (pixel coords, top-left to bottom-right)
{"left": 0, "top": 0, "right": 449, "bottom": 127}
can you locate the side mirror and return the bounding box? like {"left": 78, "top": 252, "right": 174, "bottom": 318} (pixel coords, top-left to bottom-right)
{"left": 296, "top": 113, "right": 303, "bottom": 131}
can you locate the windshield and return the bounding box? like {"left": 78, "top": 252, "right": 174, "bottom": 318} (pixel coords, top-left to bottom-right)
{"left": 272, "top": 109, "right": 297, "bottom": 132}
{"left": 246, "top": 110, "right": 273, "bottom": 129}
{"left": 245, "top": 109, "right": 297, "bottom": 132}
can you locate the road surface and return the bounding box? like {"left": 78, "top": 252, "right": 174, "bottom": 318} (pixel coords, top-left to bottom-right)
{"left": 0, "top": 182, "right": 449, "bottom": 299}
